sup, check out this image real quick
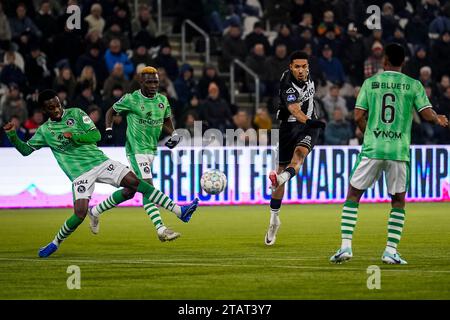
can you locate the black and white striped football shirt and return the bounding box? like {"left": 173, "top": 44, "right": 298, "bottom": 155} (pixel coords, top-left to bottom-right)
{"left": 276, "top": 70, "right": 317, "bottom": 122}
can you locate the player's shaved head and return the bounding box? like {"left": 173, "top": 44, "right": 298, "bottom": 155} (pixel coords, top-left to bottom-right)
{"left": 38, "top": 89, "right": 58, "bottom": 107}
{"left": 384, "top": 43, "right": 405, "bottom": 67}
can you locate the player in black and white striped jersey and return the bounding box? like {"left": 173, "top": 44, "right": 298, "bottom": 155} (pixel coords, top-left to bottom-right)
{"left": 265, "top": 51, "right": 326, "bottom": 246}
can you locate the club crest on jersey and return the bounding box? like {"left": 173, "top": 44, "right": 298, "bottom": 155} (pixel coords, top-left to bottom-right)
{"left": 158, "top": 103, "right": 164, "bottom": 109}
{"left": 140, "top": 104, "right": 145, "bottom": 111}
{"left": 286, "top": 88, "right": 296, "bottom": 94}
{"left": 77, "top": 185, "right": 86, "bottom": 193}
{"left": 143, "top": 166, "right": 150, "bottom": 174}
{"left": 287, "top": 94, "right": 296, "bottom": 102}
{"left": 66, "top": 118, "right": 75, "bottom": 126}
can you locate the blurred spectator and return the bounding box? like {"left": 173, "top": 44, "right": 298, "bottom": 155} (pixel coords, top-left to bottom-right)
{"left": 291, "top": 0, "right": 312, "bottom": 26}
{"left": 324, "top": 108, "right": 353, "bottom": 145}
{"left": 104, "top": 39, "right": 134, "bottom": 80}
{"left": 364, "top": 41, "right": 384, "bottom": 79}
{"left": 431, "top": 31, "right": 450, "bottom": 81}
{"left": 104, "top": 84, "right": 124, "bottom": 111}
{"left": 34, "top": 0, "right": 58, "bottom": 54}
{"left": 341, "top": 23, "right": 365, "bottom": 86}
{"left": 317, "top": 10, "right": 341, "bottom": 38}
{"left": 103, "top": 20, "right": 130, "bottom": 51}
{"left": 158, "top": 67, "right": 178, "bottom": 100}
{"left": 264, "top": 43, "right": 289, "bottom": 98}
{"left": 174, "top": 63, "right": 197, "bottom": 108}
{"left": 245, "top": 43, "right": 267, "bottom": 96}
{"left": 8, "top": 3, "right": 42, "bottom": 42}
{"left": 103, "top": 63, "right": 130, "bottom": 100}
{"left": 388, "top": 27, "right": 409, "bottom": 56}
{"left": 0, "top": 1, "right": 11, "bottom": 48}
{"left": 131, "top": 4, "right": 159, "bottom": 48}
{"left": 244, "top": 21, "right": 270, "bottom": 54}
{"left": 111, "top": 3, "right": 132, "bottom": 36}
{"left": 404, "top": 46, "right": 430, "bottom": 79}
{"left": 53, "top": 66, "right": 76, "bottom": 99}
{"left": 435, "top": 86, "right": 450, "bottom": 143}
{"left": 345, "top": 86, "right": 360, "bottom": 112}
{"left": 154, "top": 44, "right": 179, "bottom": 82}
{"left": 405, "top": 14, "right": 429, "bottom": 47}
{"left": 55, "top": 85, "right": 69, "bottom": 108}
{"left": 418, "top": 66, "right": 435, "bottom": 91}
{"left": 380, "top": 2, "right": 398, "bottom": 40}
{"left": 131, "top": 43, "right": 153, "bottom": 67}
{"left": 318, "top": 44, "right": 345, "bottom": 86}
{"left": 0, "top": 83, "right": 28, "bottom": 124}
{"left": 233, "top": 110, "right": 251, "bottom": 130}
{"left": 364, "top": 29, "right": 384, "bottom": 57}
{"left": 51, "top": 24, "right": 84, "bottom": 69}
{"left": 253, "top": 107, "right": 272, "bottom": 131}
{"left": 198, "top": 82, "right": 233, "bottom": 132}
{"left": 2, "top": 49, "right": 24, "bottom": 71}
{"left": 265, "top": 0, "right": 292, "bottom": 28}
{"left": 84, "top": 3, "right": 105, "bottom": 36}
{"left": 72, "top": 81, "right": 102, "bottom": 111}
{"left": 302, "top": 43, "right": 326, "bottom": 90}
{"left": 428, "top": 2, "right": 450, "bottom": 39}
{"left": 205, "top": 0, "right": 241, "bottom": 34}
{"left": 416, "top": 0, "right": 441, "bottom": 25}
{"left": 220, "top": 24, "right": 247, "bottom": 71}
{"left": 86, "top": 104, "right": 104, "bottom": 134}
{"left": 0, "top": 51, "right": 27, "bottom": 88}
{"left": 437, "top": 75, "right": 450, "bottom": 97}
{"left": 182, "top": 111, "right": 197, "bottom": 136}
{"left": 197, "top": 64, "right": 228, "bottom": 101}
{"left": 321, "top": 85, "right": 348, "bottom": 119}
{"left": 75, "top": 43, "right": 108, "bottom": 84}
{"left": 77, "top": 65, "right": 98, "bottom": 95}
{"left": 273, "top": 24, "right": 298, "bottom": 55}
{"left": 25, "top": 43, "right": 52, "bottom": 91}
{"left": 297, "top": 12, "right": 314, "bottom": 34}
{"left": 24, "top": 108, "right": 44, "bottom": 136}
{"left": 1, "top": 115, "right": 27, "bottom": 147}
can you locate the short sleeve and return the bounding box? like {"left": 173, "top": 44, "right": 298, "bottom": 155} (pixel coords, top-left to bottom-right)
{"left": 414, "top": 81, "right": 432, "bottom": 112}
{"left": 112, "top": 94, "right": 131, "bottom": 114}
{"left": 27, "top": 127, "right": 47, "bottom": 150}
{"left": 76, "top": 109, "right": 97, "bottom": 132}
{"left": 163, "top": 96, "right": 172, "bottom": 118}
{"left": 355, "top": 81, "right": 369, "bottom": 110}
{"left": 280, "top": 84, "right": 300, "bottom": 106}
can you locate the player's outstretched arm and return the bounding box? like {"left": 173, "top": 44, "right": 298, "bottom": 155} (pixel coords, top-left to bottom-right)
{"left": 354, "top": 109, "right": 368, "bottom": 133}
{"left": 164, "top": 117, "right": 182, "bottom": 149}
{"left": 64, "top": 129, "right": 101, "bottom": 145}
{"left": 3, "top": 122, "right": 35, "bottom": 156}
{"left": 104, "top": 107, "right": 116, "bottom": 144}
{"left": 420, "top": 108, "right": 449, "bottom": 127}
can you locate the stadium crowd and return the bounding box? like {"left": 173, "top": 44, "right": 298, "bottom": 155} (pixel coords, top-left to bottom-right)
{"left": 0, "top": 0, "right": 449, "bottom": 147}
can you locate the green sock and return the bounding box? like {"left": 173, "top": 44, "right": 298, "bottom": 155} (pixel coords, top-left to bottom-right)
{"left": 52, "top": 214, "right": 84, "bottom": 246}
{"left": 92, "top": 189, "right": 128, "bottom": 217}
{"left": 340, "top": 200, "right": 359, "bottom": 248}
{"left": 386, "top": 208, "right": 405, "bottom": 253}
{"left": 137, "top": 181, "right": 181, "bottom": 215}
{"left": 143, "top": 198, "right": 164, "bottom": 230}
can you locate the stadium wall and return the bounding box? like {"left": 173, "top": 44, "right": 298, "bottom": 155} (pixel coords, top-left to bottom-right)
{"left": 0, "top": 145, "right": 449, "bottom": 208}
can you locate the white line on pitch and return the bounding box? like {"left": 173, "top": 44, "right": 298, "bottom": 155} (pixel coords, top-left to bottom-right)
{"left": 1, "top": 257, "right": 450, "bottom": 274}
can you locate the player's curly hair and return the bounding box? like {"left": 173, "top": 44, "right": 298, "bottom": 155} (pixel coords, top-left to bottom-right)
{"left": 38, "top": 89, "right": 58, "bottom": 107}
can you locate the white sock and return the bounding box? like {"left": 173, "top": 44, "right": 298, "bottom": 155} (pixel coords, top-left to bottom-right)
{"left": 277, "top": 172, "right": 291, "bottom": 186}
{"left": 270, "top": 210, "right": 280, "bottom": 225}
{"left": 91, "top": 206, "right": 100, "bottom": 217}
{"left": 172, "top": 205, "right": 181, "bottom": 217}
{"left": 341, "top": 239, "right": 352, "bottom": 249}
{"left": 157, "top": 226, "right": 167, "bottom": 235}
{"left": 385, "top": 246, "right": 396, "bottom": 254}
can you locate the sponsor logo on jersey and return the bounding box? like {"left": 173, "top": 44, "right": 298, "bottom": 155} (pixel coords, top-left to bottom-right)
{"left": 77, "top": 185, "right": 86, "bottom": 193}
{"left": 373, "top": 129, "right": 402, "bottom": 139}
{"left": 82, "top": 115, "right": 92, "bottom": 124}
{"left": 73, "top": 179, "right": 88, "bottom": 186}
{"left": 287, "top": 94, "right": 296, "bottom": 102}
{"left": 139, "top": 162, "right": 149, "bottom": 167}
{"left": 138, "top": 118, "right": 164, "bottom": 126}
{"left": 158, "top": 103, "right": 164, "bottom": 109}
{"left": 286, "top": 88, "right": 296, "bottom": 94}
{"left": 146, "top": 111, "right": 152, "bottom": 118}
{"left": 106, "top": 164, "right": 115, "bottom": 172}
{"left": 372, "top": 82, "right": 380, "bottom": 89}
{"left": 66, "top": 119, "right": 75, "bottom": 126}
{"left": 143, "top": 166, "right": 150, "bottom": 174}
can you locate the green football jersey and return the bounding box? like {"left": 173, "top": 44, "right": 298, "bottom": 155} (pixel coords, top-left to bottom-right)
{"left": 26, "top": 108, "right": 108, "bottom": 181}
{"left": 113, "top": 90, "right": 172, "bottom": 156}
{"left": 356, "top": 71, "right": 431, "bottom": 161}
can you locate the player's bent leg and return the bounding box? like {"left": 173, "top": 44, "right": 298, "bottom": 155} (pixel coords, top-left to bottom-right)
{"left": 39, "top": 199, "right": 89, "bottom": 258}
{"left": 382, "top": 192, "right": 408, "bottom": 265}
{"left": 266, "top": 166, "right": 285, "bottom": 246}
{"left": 330, "top": 185, "right": 364, "bottom": 263}
{"left": 271, "top": 146, "right": 309, "bottom": 190}
{"left": 120, "top": 172, "right": 199, "bottom": 222}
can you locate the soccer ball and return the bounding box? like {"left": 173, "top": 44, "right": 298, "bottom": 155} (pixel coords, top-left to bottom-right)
{"left": 200, "top": 169, "right": 227, "bottom": 195}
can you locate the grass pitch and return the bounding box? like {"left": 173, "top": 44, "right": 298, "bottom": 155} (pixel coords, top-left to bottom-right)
{"left": 0, "top": 203, "right": 449, "bottom": 299}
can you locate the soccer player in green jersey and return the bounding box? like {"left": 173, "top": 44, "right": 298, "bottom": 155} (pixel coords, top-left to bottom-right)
{"left": 330, "top": 43, "right": 448, "bottom": 264}
{"left": 88, "top": 66, "right": 184, "bottom": 242}
{"left": 3, "top": 90, "right": 199, "bottom": 258}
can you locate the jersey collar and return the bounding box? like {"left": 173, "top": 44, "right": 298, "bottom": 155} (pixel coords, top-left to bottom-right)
{"left": 49, "top": 109, "right": 66, "bottom": 122}
{"left": 139, "top": 90, "right": 157, "bottom": 99}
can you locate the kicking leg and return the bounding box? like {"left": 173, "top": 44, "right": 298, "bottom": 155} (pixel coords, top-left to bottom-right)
{"left": 39, "top": 199, "right": 89, "bottom": 258}
{"left": 265, "top": 165, "right": 286, "bottom": 246}
{"left": 269, "top": 146, "right": 309, "bottom": 190}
